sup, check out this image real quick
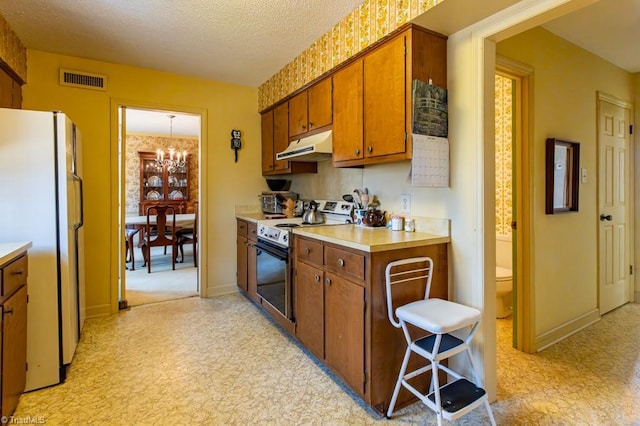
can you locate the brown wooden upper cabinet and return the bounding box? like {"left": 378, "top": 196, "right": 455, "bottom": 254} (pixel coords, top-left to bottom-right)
{"left": 288, "top": 77, "right": 332, "bottom": 139}
{"left": 261, "top": 103, "right": 317, "bottom": 176}
{"left": 333, "top": 25, "right": 447, "bottom": 167}
{"left": 0, "top": 67, "right": 22, "bottom": 109}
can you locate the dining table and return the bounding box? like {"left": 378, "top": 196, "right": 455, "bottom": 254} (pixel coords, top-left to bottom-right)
{"left": 124, "top": 213, "right": 195, "bottom": 270}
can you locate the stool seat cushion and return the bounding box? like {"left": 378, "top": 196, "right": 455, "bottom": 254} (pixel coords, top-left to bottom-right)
{"left": 396, "top": 298, "right": 482, "bottom": 333}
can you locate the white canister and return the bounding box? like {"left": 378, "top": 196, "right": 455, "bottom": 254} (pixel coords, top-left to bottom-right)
{"left": 391, "top": 215, "right": 404, "bottom": 231}
{"left": 404, "top": 218, "right": 415, "bottom": 232}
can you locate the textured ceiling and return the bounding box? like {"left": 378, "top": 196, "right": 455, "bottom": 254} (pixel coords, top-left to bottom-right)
{"left": 0, "top": 0, "right": 363, "bottom": 87}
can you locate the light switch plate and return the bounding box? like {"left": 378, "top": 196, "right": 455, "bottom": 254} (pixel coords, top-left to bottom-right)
{"left": 400, "top": 194, "right": 411, "bottom": 214}
{"left": 581, "top": 168, "right": 587, "bottom": 184}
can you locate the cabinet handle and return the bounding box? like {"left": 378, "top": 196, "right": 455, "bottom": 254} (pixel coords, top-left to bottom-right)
{"left": 305, "top": 248, "right": 311, "bottom": 255}
{"left": 314, "top": 274, "right": 320, "bottom": 282}
{"left": 309, "top": 122, "right": 313, "bottom": 128}
{"left": 12, "top": 269, "right": 24, "bottom": 275}
{"left": 338, "top": 259, "right": 345, "bottom": 267}
{"left": 3, "top": 308, "right": 13, "bottom": 316}
{"left": 367, "top": 146, "right": 373, "bottom": 153}
{"left": 355, "top": 148, "right": 360, "bottom": 155}
{"left": 325, "top": 278, "right": 332, "bottom": 286}
{"left": 302, "top": 124, "right": 307, "bottom": 130}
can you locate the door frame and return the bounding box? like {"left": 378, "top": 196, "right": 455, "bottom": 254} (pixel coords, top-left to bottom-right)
{"left": 596, "top": 91, "right": 635, "bottom": 311}
{"left": 109, "top": 98, "right": 209, "bottom": 313}
{"left": 496, "top": 57, "right": 535, "bottom": 353}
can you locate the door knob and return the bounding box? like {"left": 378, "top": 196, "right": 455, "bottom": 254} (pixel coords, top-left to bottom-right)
{"left": 600, "top": 214, "right": 612, "bottom": 221}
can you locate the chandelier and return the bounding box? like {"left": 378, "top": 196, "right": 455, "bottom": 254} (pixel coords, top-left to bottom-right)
{"left": 156, "top": 114, "right": 187, "bottom": 173}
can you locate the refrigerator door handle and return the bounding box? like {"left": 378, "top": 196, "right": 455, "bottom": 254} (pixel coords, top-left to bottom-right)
{"left": 73, "top": 174, "right": 84, "bottom": 229}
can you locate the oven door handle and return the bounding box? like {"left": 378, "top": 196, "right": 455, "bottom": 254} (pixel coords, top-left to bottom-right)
{"left": 253, "top": 241, "right": 288, "bottom": 261}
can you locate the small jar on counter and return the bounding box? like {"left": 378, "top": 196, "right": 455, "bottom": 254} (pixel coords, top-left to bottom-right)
{"left": 390, "top": 215, "right": 404, "bottom": 231}
{"left": 404, "top": 218, "right": 415, "bottom": 232}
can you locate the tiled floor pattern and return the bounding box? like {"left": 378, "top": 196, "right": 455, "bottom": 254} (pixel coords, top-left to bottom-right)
{"left": 13, "top": 294, "right": 640, "bottom": 425}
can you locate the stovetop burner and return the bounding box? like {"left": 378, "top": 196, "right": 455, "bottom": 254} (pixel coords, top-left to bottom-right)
{"left": 276, "top": 223, "right": 300, "bottom": 228}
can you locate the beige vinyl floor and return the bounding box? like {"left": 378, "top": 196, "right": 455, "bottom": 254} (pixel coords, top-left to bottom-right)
{"left": 13, "top": 294, "right": 640, "bottom": 425}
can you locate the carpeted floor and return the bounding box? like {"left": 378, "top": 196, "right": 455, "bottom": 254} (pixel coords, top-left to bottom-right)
{"left": 125, "top": 245, "right": 198, "bottom": 306}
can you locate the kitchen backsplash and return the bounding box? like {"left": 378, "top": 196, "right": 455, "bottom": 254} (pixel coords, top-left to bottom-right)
{"left": 286, "top": 160, "right": 363, "bottom": 201}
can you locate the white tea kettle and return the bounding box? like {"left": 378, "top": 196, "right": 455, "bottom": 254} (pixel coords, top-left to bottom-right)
{"left": 302, "top": 200, "right": 325, "bottom": 224}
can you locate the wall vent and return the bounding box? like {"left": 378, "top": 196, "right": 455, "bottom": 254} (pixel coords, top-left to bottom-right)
{"left": 59, "top": 68, "right": 107, "bottom": 91}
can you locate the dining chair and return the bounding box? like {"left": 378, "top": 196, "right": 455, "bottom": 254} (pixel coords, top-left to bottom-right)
{"left": 139, "top": 205, "right": 177, "bottom": 273}
{"left": 176, "top": 201, "right": 198, "bottom": 267}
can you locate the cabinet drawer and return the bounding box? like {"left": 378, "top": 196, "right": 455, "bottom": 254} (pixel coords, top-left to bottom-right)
{"left": 296, "top": 238, "right": 323, "bottom": 267}
{"left": 247, "top": 222, "right": 258, "bottom": 242}
{"left": 237, "top": 220, "right": 248, "bottom": 236}
{"left": 325, "top": 246, "right": 364, "bottom": 281}
{"left": 2, "top": 255, "right": 27, "bottom": 297}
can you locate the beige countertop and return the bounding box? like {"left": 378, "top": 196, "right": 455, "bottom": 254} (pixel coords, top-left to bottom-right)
{"left": 0, "top": 242, "right": 32, "bottom": 266}
{"left": 293, "top": 224, "right": 450, "bottom": 252}
{"left": 235, "top": 212, "right": 265, "bottom": 223}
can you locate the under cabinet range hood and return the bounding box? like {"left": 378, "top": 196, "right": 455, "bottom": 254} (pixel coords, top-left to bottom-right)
{"left": 275, "top": 129, "right": 332, "bottom": 162}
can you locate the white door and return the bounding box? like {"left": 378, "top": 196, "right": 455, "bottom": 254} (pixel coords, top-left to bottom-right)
{"left": 598, "top": 95, "right": 632, "bottom": 314}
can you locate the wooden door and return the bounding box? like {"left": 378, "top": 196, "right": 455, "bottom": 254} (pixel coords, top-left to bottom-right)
{"left": 363, "top": 33, "right": 407, "bottom": 158}
{"left": 333, "top": 60, "right": 364, "bottom": 162}
{"left": 237, "top": 234, "right": 248, "bottom": 292}
{"left": 273, "top": 103, "right": 290, "bottom": 173}
{"left": 295, "top": 261, "right": 324, "bottom": 359}
{"left": 324, "top": 272, "right": 364, "bottom": 394}
{"left": 598, "top": 96, "right": 632, "bottom": 314}
{"left": 2, "top": 286, "right": 28, "bottom": 417}
{"left": 288, "top": 91, "right": 308, "bottom": 138}
{"left": 308, "top": 78, "right": 332, "bottom": 131}
{"left": 261, "top": 110, "right": 275, "bottom": 173}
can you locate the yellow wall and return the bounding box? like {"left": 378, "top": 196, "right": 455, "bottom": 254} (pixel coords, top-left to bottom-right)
{"left": 23, "top": 50, "right": 263, "bottom": 316}
{"left": 497, "top": 28, "right": 635, "bottom": 335}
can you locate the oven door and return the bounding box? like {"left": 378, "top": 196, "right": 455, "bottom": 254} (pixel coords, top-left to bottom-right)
{"left": 254, "top": 239, "right": 292, "bottom": 320}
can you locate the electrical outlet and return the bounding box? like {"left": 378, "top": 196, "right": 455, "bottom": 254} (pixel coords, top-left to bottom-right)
{"left": 400, "top": 194, "right": 411, "bottom": 214}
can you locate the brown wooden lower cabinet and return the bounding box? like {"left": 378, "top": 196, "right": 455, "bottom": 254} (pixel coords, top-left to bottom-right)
{"left": 1, "top": 253, "right": 29, "bottom": 418}
{"left": 236, "top": 219, "right": 258, "bottom": 302}
{"left": 294, "top": 235, "right": 448, "bottom": 414}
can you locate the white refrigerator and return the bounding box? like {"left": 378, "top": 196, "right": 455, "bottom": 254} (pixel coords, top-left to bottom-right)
{"left": 0, "top": 108, "right": 85, "bottom": 391}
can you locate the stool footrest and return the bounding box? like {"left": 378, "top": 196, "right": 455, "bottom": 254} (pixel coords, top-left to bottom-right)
{"left": 427, "top": 378, "right": 487, "bottom": 415}
{"left": 414, "top": 333, "right": 463, "bottom": 355}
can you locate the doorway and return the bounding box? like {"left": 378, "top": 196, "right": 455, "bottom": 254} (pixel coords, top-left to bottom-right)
{"left": 495, "top": 58, "right": 533, "bottom": 353}
{"left": 118, "top": 106, "right": 202, "bottom": 307}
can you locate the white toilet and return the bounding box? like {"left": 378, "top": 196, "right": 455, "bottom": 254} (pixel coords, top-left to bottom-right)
{"left": 495, "top": 266, "right": 513, "bottom": 318}
{"left": 495, "top": 235, "right": 513, "bottom": 318}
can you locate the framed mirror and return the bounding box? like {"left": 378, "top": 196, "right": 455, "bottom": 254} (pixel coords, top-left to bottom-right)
{"left": 546, "top": 138, "right": 580, "bottom": 214}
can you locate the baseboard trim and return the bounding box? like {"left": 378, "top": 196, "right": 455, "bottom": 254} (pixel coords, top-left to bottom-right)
{"left": 206, "top": 283, "right": 239, "bottom": 297}
{"left": 535, "top": 308, "right": 600, "bottom": 352}
{"left": 85, "top": 304, "right": 111, "bottom": 319}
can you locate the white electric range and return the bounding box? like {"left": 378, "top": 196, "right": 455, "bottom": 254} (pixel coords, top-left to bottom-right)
{"left": 257, "top": 199, "right": 354, "bottom": 248}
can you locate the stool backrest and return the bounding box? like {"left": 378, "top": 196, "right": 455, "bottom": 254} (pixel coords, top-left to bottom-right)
{"left": 385, "top": 256, "right": 433, "bottom": 328}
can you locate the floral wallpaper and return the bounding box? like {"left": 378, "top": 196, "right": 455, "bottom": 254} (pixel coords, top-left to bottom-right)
{"left": 495, "top": 74, "right": 513, "bottom": 237}
{"left": 0, "top": 13, "right": 27, "bottom": 82}
{"left": 124, "top": 134, "right": 199, "bottom": 215}
{"left": 257, "top": 0, "right": 444, "bottom": 111}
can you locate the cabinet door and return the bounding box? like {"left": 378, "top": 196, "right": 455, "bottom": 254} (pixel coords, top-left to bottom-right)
{"left": 288, "top": 91, "right": 308, "bottom": 138}
{"left": 324, "top": 272, "right": 365, "bottom": 394}
{"left": 0, "top": 69, "right": 13, "bottom": 108}
{"left": 364, "top": 33, "right": 407, "bottom": 158}
{"left": 273, "top": 103, "right": 290, "bottom": 173}
{"left": 333, "top": 60, "right": 364, "bottom": 162}
{"left": 308, "top": 78, "right": 332, "bottom": 131}
{"left": 261, "top": 110, "right": 275, "bottom": 173}
{"left": 237, "top": 235, "right": 248, "bottom": 292}
{"left": 247, "top": 223, "right": 259, "bottom": 303}
{"left": 2, "top": 285, "right": 27, "bottom": 417}
{"left": 295, "top": 261, "right": 324, "bottom": 360}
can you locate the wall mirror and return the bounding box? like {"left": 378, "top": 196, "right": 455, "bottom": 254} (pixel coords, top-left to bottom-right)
{"left": 546, "top": 138, "right": 580, "bottom": 214}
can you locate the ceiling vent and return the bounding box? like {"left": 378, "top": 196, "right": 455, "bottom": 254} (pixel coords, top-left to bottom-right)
{"left": 59, "top": 68, "right": 107, "bottom": 91}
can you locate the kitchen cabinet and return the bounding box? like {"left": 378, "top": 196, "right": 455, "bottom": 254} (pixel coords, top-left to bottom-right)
{"left": 0, "top": 67, "right": 22, "bottom": 109}
{"left": 1, "top": 252, "right": 28, "bottom": 418}
{"left": 294, "top": 233, "right": 449, "bottom": 414}
{"left": 236, "top": 220, "right": 258, "bottom": 303}
{"left": 288, "top": 77, "right": 332, "bottom": 139}
{"left": 333, "top": 25, "right": 447, "bottom": 167}
{"left": 261, "top": 105, "right": 317, "bottom": 176}
{"left": 138, "top": 151, "right": 190, "bottom": 215}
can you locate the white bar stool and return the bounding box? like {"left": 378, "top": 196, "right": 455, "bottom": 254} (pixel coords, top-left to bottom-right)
{"left": 385, "top": 257, "right": 495, "bottom": 425}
